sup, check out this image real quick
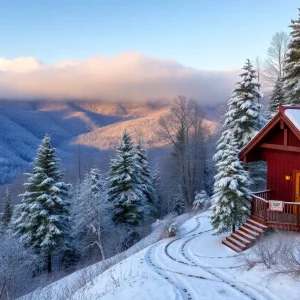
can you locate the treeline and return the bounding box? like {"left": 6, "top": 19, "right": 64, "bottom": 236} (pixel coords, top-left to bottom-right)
{"left": 0, "top": 117, "right": 212, "bottom": 299}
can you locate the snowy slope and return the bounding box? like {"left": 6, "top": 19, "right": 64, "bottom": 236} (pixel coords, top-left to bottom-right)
{"left": 22, "top": 213, "right": 299, "bottom": 300}
{"left": 75, "top": 108, "right": 216, "bottom": 150}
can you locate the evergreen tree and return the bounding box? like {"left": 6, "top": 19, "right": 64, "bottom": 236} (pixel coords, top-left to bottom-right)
{"left": 152, "top": 166, "right": 163, "bottom": 218}
{"left": 108, "top": 131, "right": 144, "bottom": 227}
{"left": 268, "top": 77, "right": 285, "bottom": 120}
{"left": 1, "top": 188, "right": 13, "bottom": 229}
{"left": 225, "top": 59, "right": 266, "bottom": 192}
{"left": 171, "top": 127, "right": 191, "bottom": 207}
{"left": 135, "top": 140, "right": 154, "bottom": 208}
{"left": 14, "top": 134, "right": 71, "bottom": 273}
{"left": 225, "top": 59, "right": 264, "bottom": 149}
{"left": 90, "top": 167, "right": 105, "bottom": 196}
{"left": 283, "top": 9, "right": 300, "bottom": 105}
{"left": 193, "top": 190, "right": 210, "bottom": 211}
{"left": 211, "top": 132, "right": 251, "bottom": 234}
{"left": 173, "top": 192, "right": 185, "bottom": 215}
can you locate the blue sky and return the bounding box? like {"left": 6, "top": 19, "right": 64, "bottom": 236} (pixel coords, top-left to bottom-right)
{"left": 0, "top": 0, "right": 299, "bottom": 70}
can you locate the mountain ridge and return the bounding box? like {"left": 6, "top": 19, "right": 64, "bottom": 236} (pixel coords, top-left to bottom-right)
{"left": 0, "top": 100, "right": 217, "bottom": 184}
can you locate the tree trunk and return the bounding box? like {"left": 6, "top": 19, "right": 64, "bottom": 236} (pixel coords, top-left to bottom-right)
{"left": 97, "top": 223, "right": 106, "bottom": 260}
{"left": 232, "top": 224, "right": 236, "bottom": 233}
{"left": 180, "top": 161, "right": 190, "bottom": 209}
{"left": 47, "top": 253, "right": 52, "bottom": 274}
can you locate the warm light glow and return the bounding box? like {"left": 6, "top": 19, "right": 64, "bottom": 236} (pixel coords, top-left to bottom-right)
{"left": 285, "top": 174, "right": 291, "bottom": 181}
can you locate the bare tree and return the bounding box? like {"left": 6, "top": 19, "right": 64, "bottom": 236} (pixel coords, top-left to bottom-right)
{"left": 158, "top": 96, "right": 206, "bottom": 209}
{"left": 264, "top": 31, "right": 290, "bottom": 85}
{"left": 254, "top": 56, "right": 262, "bottom": 85}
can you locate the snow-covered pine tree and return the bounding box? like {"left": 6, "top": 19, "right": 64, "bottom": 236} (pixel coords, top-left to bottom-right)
{"left": 14, "top": 134, "right": 71, "bottom": 273}
{"left": 171, "top": 126, "right": 191, "bottom": 208}
{"left": 135, "top": 140, "right": 154, "bottom": 210}
{"left": 152, "top": 166, "right": 163, "bottom": 218}
{"left": 108, "top": 131, "right": 144, "bottom": 228}
{"left": 283, "top": 9, "right": 300, "bottom": 105}
{"left": 225, "top": 59, "right": 264, "bottom": 149}
{"left": 225, "top": 59, "right": 266, "bottom": 191}
{"left": 211, "top": 131, "right": 252, "bottom": 234}
{"left": 173, "top": 191, "right": 185, "bottom": 215}
{"left": 90, "top": 167, "right": 106, "bottom": 195}
{"left": 1, "top": 188, "right": 13, "bottom": 229}
{"left": 193, "top": 190, "right": 210, "bottom": 211}
{"left": 267, "top": 77, "right": 285, "bottom": 120}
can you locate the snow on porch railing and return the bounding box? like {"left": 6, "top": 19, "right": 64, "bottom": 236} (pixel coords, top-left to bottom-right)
{"left": 251, "top": 194, "right": 300, "bottom": 228}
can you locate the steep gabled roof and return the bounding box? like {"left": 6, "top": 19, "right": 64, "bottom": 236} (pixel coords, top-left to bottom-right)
{"left": 239, "top": 106, "right": 300, "bottom": 160}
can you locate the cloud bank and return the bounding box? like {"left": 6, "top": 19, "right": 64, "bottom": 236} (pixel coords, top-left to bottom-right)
{"left": 0, "top": 52, "right": 239, "bottom": 104}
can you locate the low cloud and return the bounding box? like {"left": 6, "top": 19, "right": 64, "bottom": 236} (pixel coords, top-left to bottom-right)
{"left": 0, "top": 52, "right": 239, "bottom": 104}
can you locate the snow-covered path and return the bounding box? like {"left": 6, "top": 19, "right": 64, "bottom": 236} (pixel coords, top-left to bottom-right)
{"left": 147, "top": 215, "right": 281, "bottom": 300}
{"left": 25, "top": 212, "right": 300, "bottom": 300}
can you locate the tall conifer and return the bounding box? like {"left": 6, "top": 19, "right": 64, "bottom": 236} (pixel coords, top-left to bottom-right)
{"left": 225, "top": 59, "right": 263, "bottom": 148}
{"left": 108, "top": 131, "right": 144, "bottom": 227}
{"left": 135, "top": 140, "right": 154, "bottom": 210}
{"left": 268, "top": 77, "right": 285, "bottom": 119}
{"left": 14, "top": 135, "right": 70, "bottom": 273}
{"left": 211, "top": 132, "right": 251, "bottom": 234}
{"left": 283, "top": 9, "right": 300, "bottom": 105}
{"left": 1, "top": 188, "right": 13, "bottom": 229}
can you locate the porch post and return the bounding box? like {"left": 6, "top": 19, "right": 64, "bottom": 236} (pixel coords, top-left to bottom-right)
{"left": 251, "top": 196, "right": 254, "bottom": 215}
{"left": 264, "top": 201, "right": 268, "bottom": 222}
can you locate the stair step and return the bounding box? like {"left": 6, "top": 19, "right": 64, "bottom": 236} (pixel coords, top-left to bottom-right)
{"left": 226, "top": 237, "right": 247, "bottom": 249}
{"left": 222, "top": 240, "right": 242, "bottom": 252}
{"left": 243, "top": 222, "right": 264, "bottom": 233}
{"left": 239, "top": 226, "right": 260, "bottom": 238}
{"left": 235, "top": 230, "right": 256, "bottom": 241}
{"left": 231, "top": 233, "right": 251, "bottom": 245}
{"left": 248, "top": 218, "right": 268, "bottom": 229}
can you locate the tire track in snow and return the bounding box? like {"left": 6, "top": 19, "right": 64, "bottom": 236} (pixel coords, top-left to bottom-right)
{"left": 181, "top": 228, "right": 281, "bottom": 300}
{"left": 146, "top": 245, "right": 193, "bottom": 300}
{"left": 163, "top": 216, "right": 267, "bottom": 299}
{"left": 146, "top": 216, "right": 207, "bottom": 300}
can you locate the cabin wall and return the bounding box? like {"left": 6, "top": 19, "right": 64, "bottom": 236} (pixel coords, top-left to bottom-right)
{"left": 264, "top": 123, "right": 283, "bottom": 145}
{"left": 262, "top": 149, "right": 300, "bottom": 202}
{"left": 288, "top": 130, "right": 300, "bottom": 147}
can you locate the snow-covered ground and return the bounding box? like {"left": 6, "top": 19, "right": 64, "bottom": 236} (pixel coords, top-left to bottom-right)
{"left": 23, "top": 212, "right": 300, "bottom": 300}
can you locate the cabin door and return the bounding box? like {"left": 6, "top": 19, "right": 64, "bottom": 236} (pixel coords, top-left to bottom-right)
{"left": 294, "top": 172, "right": 300, "bottom": 213}
{"left": 295, "top": 172, "right": 300, "bottom": 203}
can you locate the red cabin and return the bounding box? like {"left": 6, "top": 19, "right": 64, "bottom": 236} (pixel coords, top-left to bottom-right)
{"left": 222, "top": 106, "right": 300, "bottom": 252}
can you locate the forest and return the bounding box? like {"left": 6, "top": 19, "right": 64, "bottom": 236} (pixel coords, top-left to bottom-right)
{"left": 1, "top": 7, "right": 300, "bottom": 300}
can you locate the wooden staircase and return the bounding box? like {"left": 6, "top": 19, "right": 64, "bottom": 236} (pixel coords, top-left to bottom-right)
{"left": 222, "top": 218, "right": 268, "bottom": 252}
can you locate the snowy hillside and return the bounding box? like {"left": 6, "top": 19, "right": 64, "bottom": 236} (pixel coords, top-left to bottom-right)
{"left": 22, "top": 212, "right": 299, "bottom": 300}
{"left": 0, "top": 101, "right": 216, "bottom": 185}
{"left": 76, "top": 107, "right": 217, "bottom": 150}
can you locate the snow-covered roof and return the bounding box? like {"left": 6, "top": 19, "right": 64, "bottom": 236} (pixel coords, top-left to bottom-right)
{"left": 284, "top": 108, "right": 300, "bottom": 131}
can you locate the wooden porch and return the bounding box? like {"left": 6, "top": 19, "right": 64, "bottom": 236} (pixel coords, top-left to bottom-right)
{"left": 222, "top": 190, "right": 300, "bottom": 252}
{"left": 251, "top": 190, "right": 300, "bottom": 231}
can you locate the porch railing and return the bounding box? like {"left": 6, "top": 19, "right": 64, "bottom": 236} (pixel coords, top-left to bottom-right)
{"left": 251, "top": 190, "right": 300, "bottom": 229}
{"left": 252, "top": 189, "right": 271, "bottom": 200}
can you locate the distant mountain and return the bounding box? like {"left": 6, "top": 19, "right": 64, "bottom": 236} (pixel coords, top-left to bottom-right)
{"left": 0, "top": 100, "right": 217, "bottom": 184}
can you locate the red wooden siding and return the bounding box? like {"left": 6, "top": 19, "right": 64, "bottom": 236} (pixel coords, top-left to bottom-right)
{"left": 264, "top": 122, "right": 283, "bottom": 145}
{"left": 239, "top": 108, "right": 300, "bottom": 203}
{"left": 262, "top": 149, "right": 300, "bottom": 202}
{"left": 288, "top": 130, "right": 300, "bottom": 147}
